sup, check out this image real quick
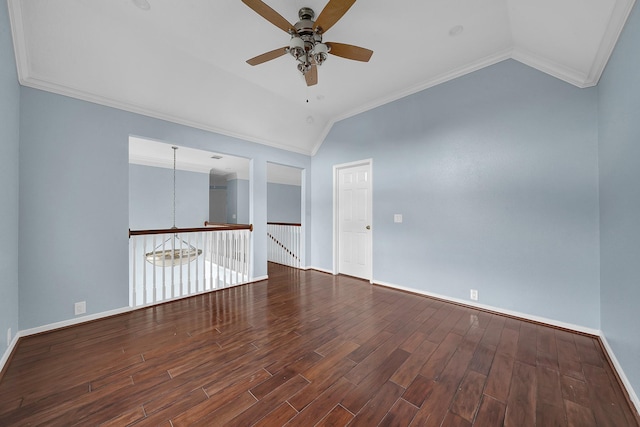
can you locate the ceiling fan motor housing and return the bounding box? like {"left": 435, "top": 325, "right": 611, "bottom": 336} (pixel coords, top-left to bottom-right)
{"left": 298, "top": 7, "right": 314, "bottom": 21}
{"left": 242, "top": 0, "right": 373, "bottom": 86}
{"left": 288, "top": 8, "right": 330, "bottom": 70}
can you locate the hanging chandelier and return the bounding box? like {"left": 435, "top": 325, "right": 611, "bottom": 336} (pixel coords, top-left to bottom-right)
{"left": 145, "top": 146, "right": 203, "bottom": 267}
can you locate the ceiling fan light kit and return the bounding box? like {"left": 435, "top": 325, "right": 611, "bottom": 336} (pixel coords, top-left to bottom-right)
{"left": 242, "top": 0, "right": 373, "bottom": 86}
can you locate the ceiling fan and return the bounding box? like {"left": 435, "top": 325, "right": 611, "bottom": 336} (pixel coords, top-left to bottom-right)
{"left": 242, "top": 0, "right": 373, "bottom": 86}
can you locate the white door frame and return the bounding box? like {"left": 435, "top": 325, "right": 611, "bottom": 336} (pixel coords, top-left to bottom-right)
{"left": 332, "top": 159, "right": 373, "bottom": 282}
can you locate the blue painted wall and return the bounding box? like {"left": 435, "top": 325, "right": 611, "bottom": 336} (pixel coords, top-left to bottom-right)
{"left": 227, "top": 179, "right": 237, "bottom": 223}
{"left": 0, "top": 1, "right": 20, "bottom": 356}
{"left": 312, "top": 60, "right": 601, "bottom": 329}
{"left": 129, "top": 164, "right": 209, "bottom": 230}
{"left": 227, "top": 179, "right": 250, "bottom": 224}
{"left": 268, "top": 183, "right": 301, "bottom": 223}
{"left": 598, "top": 2, "right": 640, "bottom": 402}
{"left": 18, "top": 87, "right": 311, "bottom": 329}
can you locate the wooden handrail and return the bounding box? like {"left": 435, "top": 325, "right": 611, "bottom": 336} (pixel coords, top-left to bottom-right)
{"left": 129, "top": 223, "right": 253, "bottom": 237}
{"left": 267, "top": 222, "right": 302, "bottom": 227}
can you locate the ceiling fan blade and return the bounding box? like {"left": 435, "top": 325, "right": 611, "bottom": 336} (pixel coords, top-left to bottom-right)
{"left": 305, "top": 65, "right": 318, "bottom": 86}
{"left": 246, "top": 47, "right": 288, "bottom": 66}
{"left": 313, "top": 0, "right": 357, "bottom": 33}
{"left": 327, "top": 42, "right": 373, "bottom": 62}
{"left": 241, "top": 0, "right": 295, "bottom": 33}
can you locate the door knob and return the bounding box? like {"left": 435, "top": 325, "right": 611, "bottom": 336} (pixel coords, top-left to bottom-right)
{"left": 366, "top": 225, "right": 371, "bottom": 230}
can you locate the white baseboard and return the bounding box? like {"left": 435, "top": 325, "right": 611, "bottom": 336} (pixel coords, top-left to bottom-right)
{"left": 599, "top": 335, "right": 640, "bottom": 415}
{"left": 305, "top": 266, "right": 334, "bottom": 275}
{"left": 0, "top": 278, "right": 272, "bottom": 375}
{"left": 18, "top": 278, "right": 270, "bottom": 340}
{"left": 374, "top": 278, "right": 640, "bottom": 415}
{"left": 0, "top": 334, "right": 20, "bottom": 376}
{"left": 3, "top": 274, "right": 637, "bottom": 418}
{"left": 19, "top": 306, "right": 135, "bottom": 338}
{"left": 373, "top": 279, "right": 600, "bottom": 336}
{"left": 0, "top": 306, "right": 134, "bottom": 375}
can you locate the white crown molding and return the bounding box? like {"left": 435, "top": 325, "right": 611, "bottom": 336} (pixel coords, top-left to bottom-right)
{"left": 311, "top": 49, "right": 513, "bottom": 156}
{"left": 511, "top": 48, "right": 590, "bottom": 88}
{"left": 7, "top": 0, "right": 315, "bottom": 157}
{"left": 310, "top": 121, "right": 336, "bottom": 157}
{"left": 10, "top": 0, "right": 636, "bottom": 157}
{"left": 587, "top": 0, "right": 637, "bottom": 86}
{"left": 17, "top": 72, "right": 315, "bottom": 155}
{"left": 7, "top": 0, "right": 28, "bottom": 85}
{"left": 510, "top": 0, "right": 636, "bottom": 89}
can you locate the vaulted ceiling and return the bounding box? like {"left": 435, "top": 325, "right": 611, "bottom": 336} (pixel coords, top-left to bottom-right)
{"left": 8, "top": 0, "right": 636, "bottom": 155}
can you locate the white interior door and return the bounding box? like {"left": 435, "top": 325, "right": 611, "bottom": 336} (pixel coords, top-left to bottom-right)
{"left": 335, "top": 161, "right": 372, "bottom": 280}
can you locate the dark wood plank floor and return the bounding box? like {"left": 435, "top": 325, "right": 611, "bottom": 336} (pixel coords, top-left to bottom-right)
{"left": 1, "top": 263, "right": 638, "bottom": 426}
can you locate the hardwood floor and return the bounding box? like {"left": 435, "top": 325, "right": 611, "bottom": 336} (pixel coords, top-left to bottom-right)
{"left": 1, "top": 263, "right": 638, "bottom": 426}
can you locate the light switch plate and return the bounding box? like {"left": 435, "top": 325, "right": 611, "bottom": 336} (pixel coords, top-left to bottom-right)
{"left": 394, "top": 214, "right": 403, "bottom": 223}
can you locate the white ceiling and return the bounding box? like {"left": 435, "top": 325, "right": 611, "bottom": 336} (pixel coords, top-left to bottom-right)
{"left": 129, "top": 136, "right": 251, "bottom": 179}
{"left": 8, "top": 0, "right": 636, "bottom": 155}
{"left": 129, "top": 136, "right": 302, "bottom": 185}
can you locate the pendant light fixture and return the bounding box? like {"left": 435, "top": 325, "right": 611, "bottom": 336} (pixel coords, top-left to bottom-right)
{"left": 145, "top": 146, "right": 203, "bottom": 266}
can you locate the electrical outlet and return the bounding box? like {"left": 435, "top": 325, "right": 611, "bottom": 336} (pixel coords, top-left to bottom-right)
{"left": 74, "top": 301, "right": 86, "bottom": 315}
{"left": 7, "top": 328, "right": 11, "bottom": 346}
{"left": 470, "top": 289, "right": 478, "bottom": 301}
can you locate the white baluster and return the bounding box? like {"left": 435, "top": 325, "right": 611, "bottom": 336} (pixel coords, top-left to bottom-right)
{"left": 142, "top": 236, "right": 147, "bottom": 305}
{"left": 131, "top": 236, "right": 137, "bottom": 307}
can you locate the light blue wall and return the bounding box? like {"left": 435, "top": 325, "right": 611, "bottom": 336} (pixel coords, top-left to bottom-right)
{"left": 129, "top": 164, "right": 209, "bottom": 230}
{"left": 18, "top": 87, "right": 311, "bottom": 330}
{"left": 0, "top": 1, "right": 20, "bottom": 356}
{"left": 227, "top": 179, "right": 250, "bottom": 224}
{"left": 268, "top": 183, "right": 301, "bottom": 223}
{"left": 227, "top": 179, "right": 237, "bottom": 223}
{"left": 598, "top": 2, "right": 640, "bottom": 402}
{"left": 312, "top": 60, "right": 601, "bottom": 329}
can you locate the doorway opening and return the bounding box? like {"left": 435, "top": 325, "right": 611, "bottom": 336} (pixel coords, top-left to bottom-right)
{"left": 128, "top": 136, "right": 253, "bottom": 307}
{"left": 267, "top": 162, "right": 304, "bottom": 268}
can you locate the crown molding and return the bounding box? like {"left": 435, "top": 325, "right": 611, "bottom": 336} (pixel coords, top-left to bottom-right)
{"left": 8, "top": 0, "right": 29, "bottom": 86}
{"left": 512, "top": 0, "right": 636, "bottom": 89}
{"left": 8, "top": 0, "right": 315, "bottom": 156}
{"left": 311, "top": 49, "right": 513, "bottom": 156}
{"left": 587, "top": 0, "right": 637, "bottom": 85}
{"left": 511, "top": 48, "right": 590, "bottom": 88}
{"left": 10, "top": 0, "right": 636, "bottom": 157}
{"left": 18, "top": 73, "right": 316, "bottom": 155}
